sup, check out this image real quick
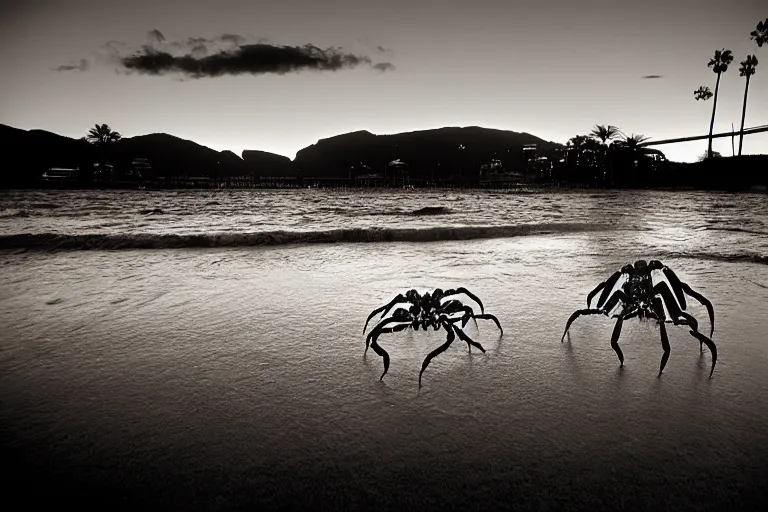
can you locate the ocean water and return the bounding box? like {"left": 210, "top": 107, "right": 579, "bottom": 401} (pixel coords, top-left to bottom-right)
{"left": 1, "top": 189, "right": 767, "bottom": 510}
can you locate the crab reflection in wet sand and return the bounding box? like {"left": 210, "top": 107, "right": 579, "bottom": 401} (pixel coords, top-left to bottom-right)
{"left": 561, "top": 260, "right": 717, "bottom": 377}
{"left": 363, "top": 288, "right": 503, "bottom": 386}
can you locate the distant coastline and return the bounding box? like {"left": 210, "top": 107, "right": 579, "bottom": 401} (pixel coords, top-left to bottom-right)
{"left": 1, "top": 123, "right": 765, "bottom": 192}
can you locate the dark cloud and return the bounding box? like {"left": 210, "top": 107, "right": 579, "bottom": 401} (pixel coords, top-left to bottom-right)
{"left": 121, "top": 43, "right": 386, "bottom": 77}
{"left": 147, "top": 29, "right": 165, "bottom": 44}
{"left": 373, "top": 62, "right": 395, "bottom": 72}
{"left": 220, "top": 34, "right": 247, "bottom": 46}
{"left": 641, "top": 75, "right": 663, "bottom": 79}
{"left": 190, "top": 44, "right": 208, "bottom": 58}
{"left": 56, "top": 58, "right": 89, "bottom": 72}
{"left": 376, "top": 45, "right": 392, "bottom": 53}
{"left": 60, "top": 32, "right": 393, "bottom": 78}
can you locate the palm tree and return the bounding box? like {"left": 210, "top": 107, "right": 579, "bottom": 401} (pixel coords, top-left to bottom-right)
{"left": 619, "top": 133, "right": 650, "bottom": 149}
{"left": 589, "top": 124, "right": 621, "bottom": 144}
{"left": 566, "top": 134, "right": 605, "bottom": 182}
{"left": 589, "top": 125, "right": 621, "bottom": 184}
{"left": 737, "top": 55, "right": 758, "bottom": 156}
{"left": 693, "top": 86, "right": 713, "bottom": 101}
{"left": 86, "top": 124, "right": 121, "bottom": 146}
{"left": 706, "top": 49, "right": 734, "bottom": 159}
{"left": 750, "top": 18, "right": 768, "bottom": 47}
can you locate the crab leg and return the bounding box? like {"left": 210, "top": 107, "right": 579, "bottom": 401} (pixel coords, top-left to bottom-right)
{"left": 602, "top": 290, "right": 629, "bottom": 314}
{"left": 668, "top": 312, "right": 702, "bottom": 352}
{"left": 451, "top": 323, "right": 487, "bottom": 353}
{"left": 440, "top": 300, "right": 464, "bottom": 313}
{"left": 441, "top": 303, "right": 477, "bottom": 328}
{"left": 656, "top": 282, "right": 710, "bottom": 352}
{"left": 440, "top": 315, "right": 475, "bottom": 348}
{"left": 680, "top": 283, "right": 715, "bottom": 337}
{"left": 621, "top": 308, "right": 640, "bottom": 321}
{"left": 662, "top": 267, "right": 688, "bottom": 309}
{"left": 474, "top": 313, "right": 503, "bottom": 335}
{"left": 688, "top": 330, "right": 718, "bottom": 378}
{"left": 658, "top": 320, "right": 671, "bottom": 376}
{"left": 369, "top": 336, "right": 391, "bottom": 381}
{"left": 365, "top": 317, "right": 409, "bottom": 351}
{"left": 561, "top": 308, "right": 604, "bottom": 342}
{"left": 610, "top": 315, "right": 625, "bottom": 366}
{"left": 596, "top": 271, "right": 624, "bottom": 308}
{"left": 586, "top": 281, "right": 607, "bottom": 308}
{"left": 366, "top": 321, "right": 410, "bottom": 380}
{"left": 653, "top": 282, "right": 686, "bottom": 319}
{"left": 661, "top": 267, "right": 715, "bottom": 337}
{"left": 443, "top": 287, "right": 484, "bottom": 314}
{"left": 363, "top": 294, "right": 407, "bottom": 333}
{"left": 419, "top": 326, "right": 457, "bottom": 386}
{"left": 656, "top": 282, "right": 709, "bottom": 351}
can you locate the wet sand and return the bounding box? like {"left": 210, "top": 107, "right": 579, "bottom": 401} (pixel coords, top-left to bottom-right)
{"left": 2, "top": 240, "right": 768, "bottom": 510}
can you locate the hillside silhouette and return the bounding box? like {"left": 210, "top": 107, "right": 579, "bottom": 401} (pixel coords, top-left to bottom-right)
{"left": 0, "top": 124, "right": 561, "bottom": 186}
{"left": 1, "top": 123, "right": 765, "bottom": 190}
{"left": 294, "top": 127, "right": 561, "bottom": 180}
{"left": 0, "top": 124, "right": 93, "bottom": 187}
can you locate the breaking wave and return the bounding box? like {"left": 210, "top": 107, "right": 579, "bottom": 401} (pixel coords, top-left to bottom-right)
{"left": 662, "top": 251, "right": 768, "bottom": 266}
{"left": 0, "top": 210, "right": 32, "bottom": 218}
{"left": 366, "top": 206, "right": 455, "bottom": 217}
{"left": 410, "top": 206, "right": 453, "bottom": 216}
{"left": 0, "top": 222, "right": 611, "bottom": 251}
{"left": 704, "top": 226, "right": 768, "bottom": 237}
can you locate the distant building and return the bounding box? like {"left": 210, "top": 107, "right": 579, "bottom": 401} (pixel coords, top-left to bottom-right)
{"left": 128, "top": 158, "right": 152, "bottom": 179}
{"left": 522, "top": 144, "right": 538, "bottom": 163}
{"left": 92, "top": 162, "right": 114, "bottom": 182}
{"left": 41, "top": 167, "right": 79, "bottom": 182}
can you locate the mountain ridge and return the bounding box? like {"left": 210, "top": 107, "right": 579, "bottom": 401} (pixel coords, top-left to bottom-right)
{"left": 0, "top": 123, "right": 564, "bottom": 185}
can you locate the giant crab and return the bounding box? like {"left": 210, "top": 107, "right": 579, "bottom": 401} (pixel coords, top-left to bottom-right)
{"left": 363, "top": 288, "right": 503, "bottom": 385}
{"left": 561, "top": 260, "right": 717, "bottom": 377}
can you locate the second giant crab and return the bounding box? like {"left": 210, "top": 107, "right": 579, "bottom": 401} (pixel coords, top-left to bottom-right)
{"left": 363, "top": 288, "right": 503, "bottom": 385}
{"left": 561, "top": 259, "right": 717, "bottom": 377}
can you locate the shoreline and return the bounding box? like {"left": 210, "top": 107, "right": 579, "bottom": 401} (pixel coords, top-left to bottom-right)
{"left": 2, "top": 183, "right": 766, "bottom": 193}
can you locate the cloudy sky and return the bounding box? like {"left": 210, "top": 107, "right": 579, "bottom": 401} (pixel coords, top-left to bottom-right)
{"left": 1, "top": 0, "right": 765, "bottom": 162}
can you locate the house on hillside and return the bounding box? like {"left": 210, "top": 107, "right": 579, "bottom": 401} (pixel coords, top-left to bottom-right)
{"left": 127, "top": 158, "right": 152, "bottom": 179}
{"left": 92, "top": 162, "right": 114, "bottom": 182}
{"left": 41, "top": 167, "right": 79, "bottom": 182}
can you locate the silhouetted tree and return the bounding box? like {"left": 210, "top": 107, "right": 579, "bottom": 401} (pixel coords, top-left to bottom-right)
{"left": 693, "top": 86, "right": 713, "bottom": 101}
{"left": 589, "top": 124, "right": 621, "bottom": 144}
{"left": 699, "top": 150, "right": 722, "bottom": 162}
{"left": 617, "top": 133, "right": 650, "bottom": 149}
{"left": 737, "top": 55, "right": 758, "bottom": 156}
{"left": 565, "top": 135, "right": 604, "bottom": 183}
{"left": 588, "top": 125, "right": 621, "bottom": 184}
{"left": 86, "top": 124, "right": 122, "bottom": 146}
{"left": 706, "top": 49, "right": 733, "bottom": 159}
{"left": 750, "top": 18, "right": 768, "bottom": 47}
{"left": 84, "top": 124, "right": 121, "bottom": 183}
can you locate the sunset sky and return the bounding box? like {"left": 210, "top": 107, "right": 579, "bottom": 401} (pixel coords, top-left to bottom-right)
{"left": 1, "top": 0, "right": 765, "bottom": 162}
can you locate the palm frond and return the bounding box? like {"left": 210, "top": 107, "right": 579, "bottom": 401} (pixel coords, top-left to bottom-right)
{"left": 694, "top": 86, "right": 713, "bottom": 101}
{"left": 751, "top": 18, "right": 768, "bottom": 47}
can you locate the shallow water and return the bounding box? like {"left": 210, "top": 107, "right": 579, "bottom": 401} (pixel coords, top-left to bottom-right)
{"left": 0, "top": 189, "right": 766, "bottom": 262}
{"left": 1, "top": 190, "right": 767, "bottom": 510}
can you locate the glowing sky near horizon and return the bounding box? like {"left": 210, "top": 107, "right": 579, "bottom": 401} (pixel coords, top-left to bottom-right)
{"left": 0, "top": 0, "right": 765, "bottom": 162}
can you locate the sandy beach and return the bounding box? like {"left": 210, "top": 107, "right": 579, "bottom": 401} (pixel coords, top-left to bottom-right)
{"left": 2, "top": 233, "right": 767, "bottom": 510}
